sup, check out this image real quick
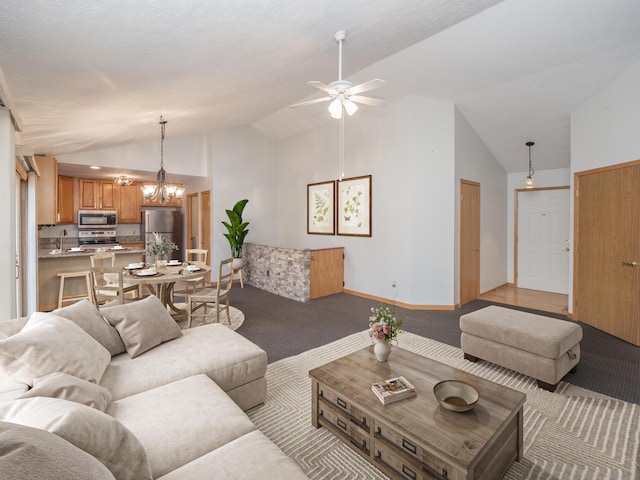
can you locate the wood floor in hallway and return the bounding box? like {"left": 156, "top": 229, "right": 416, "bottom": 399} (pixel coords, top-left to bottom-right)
{"left": 479, "top": 284, "right": 569, "bottom": 317}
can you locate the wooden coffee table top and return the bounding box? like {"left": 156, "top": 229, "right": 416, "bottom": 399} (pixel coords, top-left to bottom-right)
{"left": 309, "top": 345, "right": 526, "bottom": 469}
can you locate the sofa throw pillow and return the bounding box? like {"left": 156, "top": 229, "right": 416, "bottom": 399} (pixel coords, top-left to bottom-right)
{"left": 20, "top": 372, "right": 112, "bottom": 412}
{"left": 0, "top": 397, "right": 152, "bottom": 480}
{"left": 101, "top": 295, "right": 182, "bottom": 358}
{"left": 0, "top": 312, "right": 111, "bottom": 386}
{"left": 0, "top": 421, "right": 116, "bottom": 480}
{"left": 53, "top": 299, "right": 126, "bottom": 355}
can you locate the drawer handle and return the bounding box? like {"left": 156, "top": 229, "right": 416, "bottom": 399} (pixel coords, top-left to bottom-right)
{"left": 350, "top": 438, "right": 367, "bottom": 452}
{"left": 402, "top": 438, "right": 417, "bottom": 455}
{"left": 318, "top": 389, "right": 324, "bottom": 398}
{"left": 337, "top": 397, "right": 347, "bottom": 409}
{"left": 337, "top": 418, "right": 347, "bottom": 431}
{"left": 402, "top": 464, "right": 417, "bottom": 480}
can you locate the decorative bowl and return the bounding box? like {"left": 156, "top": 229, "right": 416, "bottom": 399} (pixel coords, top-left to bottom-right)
{"left": 433, "top": 380, "right": 479, "bottom": 412}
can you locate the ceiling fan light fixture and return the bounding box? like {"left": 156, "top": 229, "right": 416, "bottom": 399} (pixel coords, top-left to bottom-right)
{"left": 524, "top": 141, "right": 535, "bottom": 189}
{"left": 343, "top": 99, "right": 358, "bottom": 116}
{"left": 329, "top": 98, "right": 343, "bottom": 119}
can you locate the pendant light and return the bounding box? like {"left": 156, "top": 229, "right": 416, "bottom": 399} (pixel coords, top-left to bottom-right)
{"left": 114, "top": 175, "right": 133, "bottom": 186}
{"left": 524, "top": 141, "right": 535, "bottom": 189}
{"left": 141, "top": 116, "right": 185, "bottom": 203}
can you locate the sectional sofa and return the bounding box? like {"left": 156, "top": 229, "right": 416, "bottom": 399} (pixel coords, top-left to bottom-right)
{"left": 0, "top": 296, "right": 308, "bottom": 479}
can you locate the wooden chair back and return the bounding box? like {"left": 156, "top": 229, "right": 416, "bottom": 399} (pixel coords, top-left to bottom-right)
{"left": 89, "top": 266, "right": 139, "bottom": 309}
{"left": 186, "top": 249, "right": 208, "bottom": 264}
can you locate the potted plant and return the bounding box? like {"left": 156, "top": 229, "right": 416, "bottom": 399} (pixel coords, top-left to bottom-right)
{"left": 222, "top": 199, "right": 250, "bottom": 270}
{"left": 147, "top": 232, "right": 178, "bottom": 268}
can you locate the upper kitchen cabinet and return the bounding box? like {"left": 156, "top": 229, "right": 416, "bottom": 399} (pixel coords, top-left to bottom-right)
{"left": 79, "top": 179, "right": 116, "bottom": 210}
{"left": 57, "top": 175, "right": 77, "bottom": 224}
{"left": 117, "top": 182, "right": 142, "bottom": 223}
{"left": 36, "top": 156, "right": 58, "bottom": 225}
{"left": 140, "top": 182, "right": 184, "bottom": 207}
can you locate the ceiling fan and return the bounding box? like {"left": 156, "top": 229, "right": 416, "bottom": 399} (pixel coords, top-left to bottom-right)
{"left": 290, "top": 30, "right": 385, "bottom": 119}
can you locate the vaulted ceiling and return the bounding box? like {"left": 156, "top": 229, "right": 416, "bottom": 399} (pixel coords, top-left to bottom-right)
{"left": 1, "top": 0, "right": 640, "bottom": 173}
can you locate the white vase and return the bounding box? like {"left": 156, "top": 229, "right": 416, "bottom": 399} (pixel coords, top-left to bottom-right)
{"left": 374, "top": 339, "right": 392, "bottom": 362}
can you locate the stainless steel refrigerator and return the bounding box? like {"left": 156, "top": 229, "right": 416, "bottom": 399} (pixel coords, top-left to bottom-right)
{"left": 143, "top": 208, "right": 183, "bottom": 264}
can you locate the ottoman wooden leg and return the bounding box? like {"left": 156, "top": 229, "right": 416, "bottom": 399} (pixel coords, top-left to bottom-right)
{"left": 464, "top": 353, "right": 479, "bottom": 363}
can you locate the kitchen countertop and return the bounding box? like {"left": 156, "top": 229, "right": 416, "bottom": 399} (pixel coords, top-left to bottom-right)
{"left": 39, "top": 247, "right": 146, "bottom": 259}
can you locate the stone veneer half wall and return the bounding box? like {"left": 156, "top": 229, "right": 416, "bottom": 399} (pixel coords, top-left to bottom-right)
{"left": 243, "top": 243, "right": 310, "bottom": 302}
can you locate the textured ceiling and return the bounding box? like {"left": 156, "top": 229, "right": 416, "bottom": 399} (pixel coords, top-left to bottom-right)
{"left": 1, "top": 0, "right": 640, "bottom": 174}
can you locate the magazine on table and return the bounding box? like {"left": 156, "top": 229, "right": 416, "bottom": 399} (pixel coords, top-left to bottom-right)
{"left": 371, "top": 376, "right": 416, "bottom": 404}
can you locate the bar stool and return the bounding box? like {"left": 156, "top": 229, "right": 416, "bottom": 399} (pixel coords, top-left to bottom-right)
{"left": 57, "top": 271, "right": 92, "bottom": 308}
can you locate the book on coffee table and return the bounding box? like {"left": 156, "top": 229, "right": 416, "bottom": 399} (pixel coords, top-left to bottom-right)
{"left": 371, "top": 375, "right": 416, "bottom": 404}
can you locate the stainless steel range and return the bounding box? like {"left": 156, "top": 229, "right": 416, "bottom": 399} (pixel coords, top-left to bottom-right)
{"left": 78, "top": 230, "right": 118, "bottom": 248}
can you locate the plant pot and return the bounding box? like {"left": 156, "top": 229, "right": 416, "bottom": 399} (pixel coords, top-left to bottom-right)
{"left": 374, "top": 339, "right": 392, "bottom": 362}
{"left": 232, "top": 258, "right": 245, "bottom": 270}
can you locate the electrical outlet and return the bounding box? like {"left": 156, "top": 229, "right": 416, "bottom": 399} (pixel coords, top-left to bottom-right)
{"left": 391, "top": 281, "right": 396, "bottom": 288}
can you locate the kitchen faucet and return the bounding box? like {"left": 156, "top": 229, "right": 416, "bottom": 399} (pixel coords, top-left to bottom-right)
{"left": 56, "top": 229, "right": 67, "bottom": 252}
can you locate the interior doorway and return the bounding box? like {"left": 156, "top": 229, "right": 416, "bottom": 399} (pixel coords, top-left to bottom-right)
{"left": 186, "top": 190, "right": 212, "bottom": 283}
{"left": 459, "top": 180, "right": 480, "bottom": 306}
{"left": 575, "top": 161, "right": 640, "bottom": 346}
{"left": 515, "top": 187, "right": 570, "bottom": 294}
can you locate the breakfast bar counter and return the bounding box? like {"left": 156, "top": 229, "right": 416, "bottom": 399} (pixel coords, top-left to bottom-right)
{"left": 38, "top": 248, "right": 146, "bottom": 311}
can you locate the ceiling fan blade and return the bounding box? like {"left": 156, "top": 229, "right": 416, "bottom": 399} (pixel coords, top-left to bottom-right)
{"left": 349, "top": 95, "right": 387, "bottom": 107}
{"left": 289, "top": 96, "right": 332, "bottom": 108}
{"left": 307, "top": 81, "right": 337, "bottom": 95}
{"left": 348, "top": 79, "right": 385, "bottom": 95}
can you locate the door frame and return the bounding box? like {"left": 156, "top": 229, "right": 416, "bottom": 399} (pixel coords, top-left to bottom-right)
{"left": 514, "top": 186, "right": 569, "bottom": 289}
{"left": 573, "top": 159, "right": 640, "bottom": 321}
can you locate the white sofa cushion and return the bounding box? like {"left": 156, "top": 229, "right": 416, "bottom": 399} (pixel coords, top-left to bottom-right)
{"left": 157, "top": 430, "right": 309, "bottom": 480}
{"left": 101, "top": 295, "right": 182, "bottom": 358}
{"left": 100, "top": 323, "right": 267, "bottom": 401}
{"left": 0, "top": 312, "right": 111, "bottom": 385}
{"left": 53, "top": 299, "right": 126, "bottom": 355}
{"left": 107, "top": 374, "right": 256, "bottom": 479}
{"left": 20, "top": 372, "right": 112, "bottom": 412}
{"left": 0, "top": 421, "right": 116, "bottom": 480}
{"left": 0, "top": 397, "right": 152, "bottom": 480}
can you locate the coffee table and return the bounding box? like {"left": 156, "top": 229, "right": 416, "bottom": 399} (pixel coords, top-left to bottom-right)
{"left": 309, "top": 346, "right": 526, "bottom": 480}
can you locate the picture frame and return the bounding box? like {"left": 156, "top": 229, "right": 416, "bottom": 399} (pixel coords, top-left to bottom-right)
{"left": 337, "top": 175, "right": 372, "bottom": 237}
{"left": 307, "top": 180, "right": 335, "bottom": 235}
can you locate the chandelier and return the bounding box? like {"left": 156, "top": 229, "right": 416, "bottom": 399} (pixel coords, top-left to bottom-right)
{"left": 114, "top": 175, "right": 133, "bottom": 186}
{"left": 524, "top": 141, "right": 535, "bottom": 189}
{"left": 141, "top": 116, "right": 185, "bottom": 203}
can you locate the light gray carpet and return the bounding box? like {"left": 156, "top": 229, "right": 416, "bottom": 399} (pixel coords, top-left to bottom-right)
{"left": 247, "top": 331, "right": 639, "bottom": 480}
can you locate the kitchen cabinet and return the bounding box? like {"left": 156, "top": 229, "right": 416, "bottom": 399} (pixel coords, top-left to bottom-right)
{"left": 117, "top": 182, "right": 142, "bottom": 223}
{"left": 36, "top": 156, "right": 58, "bottom": 225}
{"left": 57, "top": 175, "right": 77, "bottom": 224}
{"left": 141, "top": 183, "right": 184, "bottom": 207}
{"left": 79, "top": 179, "right": 117, "bottom": 210}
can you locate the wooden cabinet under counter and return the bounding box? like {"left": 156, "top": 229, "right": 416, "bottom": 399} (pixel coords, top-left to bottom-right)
{"left": 310, "top": 247, "right": 344, "bottom": 299}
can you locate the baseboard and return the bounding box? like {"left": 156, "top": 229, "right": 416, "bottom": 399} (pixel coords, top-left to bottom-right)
{"left": 343, "top": 289, "right": 457, "bottom": 311}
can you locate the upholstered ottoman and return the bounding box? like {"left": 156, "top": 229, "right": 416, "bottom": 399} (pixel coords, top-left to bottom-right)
{"left": 460, "top": 306, "right": 582, "bottom": 391}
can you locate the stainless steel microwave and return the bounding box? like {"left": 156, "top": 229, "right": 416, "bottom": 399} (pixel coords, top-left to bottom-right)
{"left": 77, "top": 210, "right": 117, "bottom": 229}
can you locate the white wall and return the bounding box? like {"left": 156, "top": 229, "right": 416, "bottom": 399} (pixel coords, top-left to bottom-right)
{"left": 209, "top": 126, "right": 279, "bottom": 270}
{"left": 274, "top": 95, "right": 459, "bottom": 306}
{"left": 454, "top": 108, "right": 508, "bottom": 299}
{"left": 0, "top": 107, "right": 17, "bottom": 319}
{"left": 506, "top": 168, "right": 570, "bottom": 284}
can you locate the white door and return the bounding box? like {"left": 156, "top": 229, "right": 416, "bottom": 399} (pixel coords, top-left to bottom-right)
{"left": 517, "top": 188, "right": 570, "bottom": 294}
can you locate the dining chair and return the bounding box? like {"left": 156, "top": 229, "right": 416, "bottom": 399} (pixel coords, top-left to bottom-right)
{"left": 90, "top": 252, "right": 140, "bottom": 298}
{"left": 89, "top": 266, "right": 141, "bottom": 309}
{"left": 181, "top": 249, "right": 208, "bottom": 293}
{"left": 187, "top": 258, "right": 233, "bottom": 328}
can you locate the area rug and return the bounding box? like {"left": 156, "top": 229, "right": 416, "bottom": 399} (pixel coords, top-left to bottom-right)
{"left": 247, "top": 331, "right": 639, "bottom": 480}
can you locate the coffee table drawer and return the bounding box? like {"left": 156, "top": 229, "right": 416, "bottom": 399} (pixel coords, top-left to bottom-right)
{"left": 374, "top": 442, "right": 440, "bottom": 480}
{"left": 374, "top": 420, "right": 451, "bottom": 480}
{"left": 318, "top": 384, "right": 370, "bottom": 431}
{"left": 318, "top": 402, "right": 370, "bottom": 454}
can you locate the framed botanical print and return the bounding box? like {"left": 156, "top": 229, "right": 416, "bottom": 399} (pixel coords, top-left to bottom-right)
{"left": 307, "top": 180, "right": 335, "bottom": 235}
{"left": 337, "top": 175, "right": 372, "bottom": 237}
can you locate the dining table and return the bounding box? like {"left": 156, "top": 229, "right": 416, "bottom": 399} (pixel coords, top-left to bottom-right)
{"left": 123, "top": 261, "right": 210, "bottom": 315}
